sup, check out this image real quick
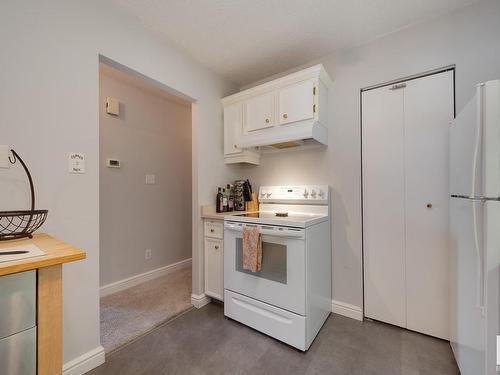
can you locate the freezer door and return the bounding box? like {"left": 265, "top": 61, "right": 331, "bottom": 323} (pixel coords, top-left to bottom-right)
{"left": 449, "top": 197, "right": 486, "bottom": 375}
{"left": 482, "top": 80, "right": 500, "bottom": 199}
{"left": 450, "top": 90, "right": 479, "bottom": 197}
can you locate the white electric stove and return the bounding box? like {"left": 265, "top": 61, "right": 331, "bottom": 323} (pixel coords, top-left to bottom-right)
{"left": 223, "top": 185, "right": 331, "bottom": 351}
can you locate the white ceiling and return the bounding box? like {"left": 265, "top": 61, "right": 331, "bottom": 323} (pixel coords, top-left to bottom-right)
{"left": 110, "top": 0, "right": 481, "bottom": 85}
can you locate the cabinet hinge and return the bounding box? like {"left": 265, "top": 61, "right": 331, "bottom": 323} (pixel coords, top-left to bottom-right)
{"left": 313, "top": 87, "right": 316, "bottom": 95}
{"left": 313, "top": 104, "right": 316, "bottom": 113}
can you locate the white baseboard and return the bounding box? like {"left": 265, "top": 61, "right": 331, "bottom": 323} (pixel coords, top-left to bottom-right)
{"left": 63, "top": 346, "right": 105, "bottom": 375}
{"left": 100, "top": 258, "right": 192, "bottom": 297}
{"left": 332, "top": 300, "right": 363, "bottom": 321}
{"left": 191, "top": 293, "right": 211, "bottom": 309}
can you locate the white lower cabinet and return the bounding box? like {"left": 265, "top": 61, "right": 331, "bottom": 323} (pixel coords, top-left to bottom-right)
{"left": 204, "top": 219, "right": 224, "bottom": 300}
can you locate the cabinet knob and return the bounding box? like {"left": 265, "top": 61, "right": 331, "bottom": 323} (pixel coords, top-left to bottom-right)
{"left": 282, "top": 113, "right": 288, "bottom": 119}
{"left": 233, "top": 144, "right": 237, "bottom": 149}
{"left": 215, "top": 245, "right": 219, "bottom": 250}
{"left": 210, "top": 229, "right": 215, "bottom": 233}
{"left": 426, "top": 203, "right": 433, "bottom": 208}
{"left": 265, "top": 118, "right": 270, "bottom": 124}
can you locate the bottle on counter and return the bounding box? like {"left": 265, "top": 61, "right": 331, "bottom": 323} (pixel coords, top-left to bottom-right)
{"left": 227, "top": 184, "right": 234, "bottom": 212}
{"left": 216, "top": 187, "right": 224, "bottom": 213}
{"left": 222, "top": 188, "right": 228, "bottom": 212}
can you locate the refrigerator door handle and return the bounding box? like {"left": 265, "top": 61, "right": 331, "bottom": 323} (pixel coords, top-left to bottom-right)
{"left": 472, "top": 199, "right": 486, "bottom": 314}
{"left": 471, "top": 83, "right": 485, "bottom": 199}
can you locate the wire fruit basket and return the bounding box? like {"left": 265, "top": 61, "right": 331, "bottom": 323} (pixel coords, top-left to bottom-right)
{"left": 0, "top": 149, "right": 48, "bottom": 241}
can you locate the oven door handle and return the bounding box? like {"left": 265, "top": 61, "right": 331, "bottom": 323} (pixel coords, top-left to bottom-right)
{"left": 224, "top": 223, "right": 305, "bottom": 239}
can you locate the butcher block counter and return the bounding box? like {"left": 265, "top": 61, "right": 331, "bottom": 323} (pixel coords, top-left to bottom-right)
{"left": 0, "top": 233, "right": 86, "bottom": 375}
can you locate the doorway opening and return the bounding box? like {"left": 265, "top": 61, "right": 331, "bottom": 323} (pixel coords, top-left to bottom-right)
{"left": 98, "top": 59, "right": 194, "bottom": 353}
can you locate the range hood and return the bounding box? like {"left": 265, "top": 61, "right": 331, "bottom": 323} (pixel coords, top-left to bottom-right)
{"left": 236, "top": 120, "right": 328, "bottom": 149}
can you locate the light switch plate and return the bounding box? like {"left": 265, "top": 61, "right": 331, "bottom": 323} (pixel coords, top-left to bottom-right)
{"left": 145, "top": 174, "right": 155, "bottom": 184}
{"left": 0, "top": 145, "right": 10, "bottom": 169}
{"left": 68, "top": 153, "right": 85, "bottom": 174}
{"left": 106, "top": 97, "right": 120, "bottom": 116}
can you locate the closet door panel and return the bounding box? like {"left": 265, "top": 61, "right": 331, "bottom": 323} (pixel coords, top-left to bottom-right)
{"left": 404, "top": 71, "right": 454, "bottom": 339}
{"left": 362, "top": 87, "right": 406, "bottom": 328}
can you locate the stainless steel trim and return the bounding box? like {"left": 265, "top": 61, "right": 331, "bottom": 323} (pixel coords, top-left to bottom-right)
{"left": 0, "top": 271, "right": 36, "bottom": 340}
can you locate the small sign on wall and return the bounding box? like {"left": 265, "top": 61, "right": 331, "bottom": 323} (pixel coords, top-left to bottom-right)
{"left": 68, "top": 153, "right": 85, "bottom": 174}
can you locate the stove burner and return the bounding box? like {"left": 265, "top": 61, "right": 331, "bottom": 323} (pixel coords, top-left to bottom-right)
{"left": 275, "top": 212, "right": 289, "bottom": 217}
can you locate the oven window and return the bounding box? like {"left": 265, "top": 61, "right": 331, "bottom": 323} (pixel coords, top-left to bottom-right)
{"left": 235, "top": 238, "right": 287, "bottom": 284}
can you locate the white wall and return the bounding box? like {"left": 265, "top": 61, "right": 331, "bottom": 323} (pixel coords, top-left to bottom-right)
{"left": 99, "top": 66, "right": 192, "bottom": 286}
{"left": 0, "top": 0, "right": 237, "bottom": 368}
{"left": 239, "top": 0, "right": 500, "bottom": 310}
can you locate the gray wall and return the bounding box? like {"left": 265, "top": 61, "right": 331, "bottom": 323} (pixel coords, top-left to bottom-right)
{"left": 99, "top": 66, "right": 192, "bottom": 286}
{"left": 238, "top": 0, "right": 500, "bottom": 310}
{"left": 0, "top": 0, "right": 237, "bottom": 366}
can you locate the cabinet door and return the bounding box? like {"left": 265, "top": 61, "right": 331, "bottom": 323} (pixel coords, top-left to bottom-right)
{"left": 404, "top": 71, "right": 453, "bottom": 340}
{"left": 224, "top": 103, "right": 243, "bottom": 156}
{"left": 245, "top": 92, "right": 275, "bottom": 132}
{"left": 205, "top": 238, "right": 223, "bottom": 300}
{"left": 362, "top": 85, "right": 406, "bottom": 328}
{"left": 279, "top": 80, "right": 314, "bottom": 125}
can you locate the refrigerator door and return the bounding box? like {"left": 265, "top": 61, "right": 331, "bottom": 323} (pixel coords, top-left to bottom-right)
{"left": 485, "top": 200, "right": 500, "bottom": 374}
{"left": 450, "top": 196, "right": 486, "bottom": 375}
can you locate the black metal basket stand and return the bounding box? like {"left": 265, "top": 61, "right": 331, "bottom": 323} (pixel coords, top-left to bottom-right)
{"left": 0, "top": 149, "right": 48, "bottom": 241}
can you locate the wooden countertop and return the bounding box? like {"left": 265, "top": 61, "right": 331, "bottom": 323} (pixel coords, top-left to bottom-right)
{"left": 0, "top": 233, "right": 86, "bottom": 277}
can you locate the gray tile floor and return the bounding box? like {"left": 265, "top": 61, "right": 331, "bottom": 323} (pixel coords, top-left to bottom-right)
{"left": 88, "top": 302, "right": 459, "bottom": 375}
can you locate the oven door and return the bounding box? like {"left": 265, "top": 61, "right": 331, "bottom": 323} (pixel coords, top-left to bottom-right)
{"left": 224, "top": 221, "right": 306, "bottom": 315}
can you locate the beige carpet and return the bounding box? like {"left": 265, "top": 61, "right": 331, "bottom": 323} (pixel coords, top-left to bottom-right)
{"left": 100, "top": 266, "right": 192, "bottom": 353}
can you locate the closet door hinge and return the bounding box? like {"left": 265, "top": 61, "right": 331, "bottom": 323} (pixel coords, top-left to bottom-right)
{"left": 389, "top": 83, "right": 407, "bottom": 90}
{"left": 313, "top": 104, "right": 316, "bottom": 113}
{"left": 313, "top": 86, "right": 316, "bottom": 95}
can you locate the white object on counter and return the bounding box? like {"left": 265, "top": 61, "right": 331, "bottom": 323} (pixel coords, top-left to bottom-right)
{"left": 0, "top": 244, "right": 46, "bottom": 263}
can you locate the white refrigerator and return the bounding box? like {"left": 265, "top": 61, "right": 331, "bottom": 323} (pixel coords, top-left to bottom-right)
{"left": 450, "top": 79, "right": 500, "bottom": 375}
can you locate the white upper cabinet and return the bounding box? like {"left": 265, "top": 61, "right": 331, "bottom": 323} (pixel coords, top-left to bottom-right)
{"left": 224, "top": 103, "right": 242, "bottom": 156}
{"left": 222, "top": 64, "right": 332, "bottom": 158}
{"left": 224, "top": 103, "right": 260, "bottom": 164}
{"left": 279, "top": 80, "right": 315, "bottom": 126}
{"left": 245, "top": 92, "right": 275, "bottom": 132}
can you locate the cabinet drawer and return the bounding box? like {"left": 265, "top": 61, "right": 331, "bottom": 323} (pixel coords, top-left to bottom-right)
{"left": 0, "top": 271, "right": 36, "bottom": 339}
{"left": 204, "top": 220, "right": 223, "bottom": 239}
{"left": 204, "top": 238, "right": 224, "bottom": 300}
{"left": 0, "top": 327, "right": 36, "bottom": 375}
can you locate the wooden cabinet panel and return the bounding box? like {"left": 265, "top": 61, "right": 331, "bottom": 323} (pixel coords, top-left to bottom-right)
{"left": 279, "top": 80, "right": 314, "bottom": 125}
{"left": 245, "top": 92, "right": 275, "bottom": 132}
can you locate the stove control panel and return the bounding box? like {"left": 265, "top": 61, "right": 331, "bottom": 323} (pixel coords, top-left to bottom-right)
{"left": 258, "top": 185, "right": 329, "bottom": 203}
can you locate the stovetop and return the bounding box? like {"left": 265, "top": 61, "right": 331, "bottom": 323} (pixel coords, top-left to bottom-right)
{"left": 225, "top": 210, "right": 328, "bottom": 228}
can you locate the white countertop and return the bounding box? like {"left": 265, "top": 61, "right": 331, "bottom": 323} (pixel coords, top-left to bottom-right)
{"left": 200, "top": 205, "right": 249, "bottom": 220}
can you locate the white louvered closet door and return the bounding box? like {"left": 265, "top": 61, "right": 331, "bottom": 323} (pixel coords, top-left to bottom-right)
{"left": 362, "top": 70, "right": 454, "bottom": 339}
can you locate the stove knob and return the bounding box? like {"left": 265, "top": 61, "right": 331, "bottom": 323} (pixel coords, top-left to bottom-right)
{"left": 303, "top": 189, "right": 309, "bottom": 198}
{"left": 260, "top": 192, "right": 266, "bottom": 199}
{"left": 318, "top": 190, "right": 325, "bottom": 198}
{"left": 266, "top": 192, "right": 272, "bottom": 198}
{"left": 311, "top": 189, "right": 317, "bottom": 198}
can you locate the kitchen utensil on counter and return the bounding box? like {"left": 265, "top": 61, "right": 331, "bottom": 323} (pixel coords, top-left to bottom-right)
{"left": 0, "top": 149, "right": 48, "bottom": 241}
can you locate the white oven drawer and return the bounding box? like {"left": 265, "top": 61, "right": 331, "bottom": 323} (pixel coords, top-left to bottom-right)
{"left": 224, "top": 289, "right": 306, "bottom": 351}
{"left": 205, "top": 220, "right": 223, "bottom": 239}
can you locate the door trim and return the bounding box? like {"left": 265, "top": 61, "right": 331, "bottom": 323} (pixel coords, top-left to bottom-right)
{"left": 360, "top": 66, "right": 456, "bottom": 320}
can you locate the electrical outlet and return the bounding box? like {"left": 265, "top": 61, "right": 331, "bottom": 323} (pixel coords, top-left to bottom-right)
{"left": 145, "top": 174, "right": 155, "bottom": 184}
{"left": 0, "top": 145, "right": 9, "bottom": 169}
{"left": 145, "top": 249, "right": 152, "bottom": 260}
